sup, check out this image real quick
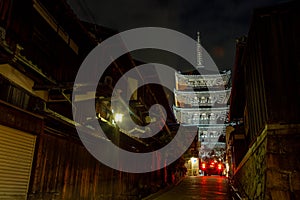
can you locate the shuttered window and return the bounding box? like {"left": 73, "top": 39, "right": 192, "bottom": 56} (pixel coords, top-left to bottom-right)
{"left": 0, "top": 125, "right": 36, "bottom": 200}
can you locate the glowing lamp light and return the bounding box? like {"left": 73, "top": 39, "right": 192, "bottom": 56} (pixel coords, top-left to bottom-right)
{"left": 218, "top": 164, "right": 222, "bottom": 170}
{"left": 191, "top": 157, "right": 197, "bottom": 163}
{"left": 115, "top": 113, "right": 123, "bottom": 122}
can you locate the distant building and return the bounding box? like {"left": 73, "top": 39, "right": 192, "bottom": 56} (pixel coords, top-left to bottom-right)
{"left": 173, "top": 32, "right": 231, "bottom": 176}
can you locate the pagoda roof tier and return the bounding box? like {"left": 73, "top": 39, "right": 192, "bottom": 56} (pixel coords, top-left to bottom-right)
{"left": 175, "top": 70, "right": 231, "bottom": 91}
{"left": 173, "top": 106, "right": 229, "bottom": 125}
{"left": 199, "top": 129, "right": 226, "bottom": 140}
{"left": 174, "top": 88, "right": 231, "bottom": 108}
{"left": 180, "top": 124, "right": 227, "bottom": 129}
{"left": 197, "top": 125, "right": 227, "bottom": 131}
{"left": 200, "top": 142, "right": 226, "bottom": 150}
{"left": 200, "top": 139, "right": 225, "bottom": 145}
{"left": 173, "top": 106, "right": 229, "bottom": 112}
{"left": 200, "top": 142, "right": 226, "bottom": 147}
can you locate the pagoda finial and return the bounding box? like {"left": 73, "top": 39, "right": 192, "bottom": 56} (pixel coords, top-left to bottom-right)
{"left": 196, "top": 32, "right": 204, "bottom": 68}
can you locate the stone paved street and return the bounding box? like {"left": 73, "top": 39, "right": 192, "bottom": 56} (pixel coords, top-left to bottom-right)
{"left": 149, "top": 176, "right": 230, "bottom": 200}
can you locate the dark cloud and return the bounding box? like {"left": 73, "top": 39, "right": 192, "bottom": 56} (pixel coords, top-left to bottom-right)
{"left": 68, "top": 0, "right": 182, "bottom": 30}
{"left": 67, "top": 0, "right": 284, "bottom": 69}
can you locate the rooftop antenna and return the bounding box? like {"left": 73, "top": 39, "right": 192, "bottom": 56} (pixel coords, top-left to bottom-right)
{"left": 196, "top": 32, "right": 204, "bottom": 68}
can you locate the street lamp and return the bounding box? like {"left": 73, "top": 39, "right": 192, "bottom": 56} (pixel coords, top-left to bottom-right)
{"left": 114, "top": 113, "right": 123, "bottom": 123}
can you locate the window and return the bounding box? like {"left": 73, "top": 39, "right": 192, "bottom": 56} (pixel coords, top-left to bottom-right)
{"left": 201, "top": 96, "right": 206, "bottom": 103}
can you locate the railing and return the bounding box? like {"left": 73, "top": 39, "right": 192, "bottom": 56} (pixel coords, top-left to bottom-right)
{"left": 228, "top": 178, "right": 248, "bottom": 200}
{"left": 230, "top": 184, "right": 244, "bottom": 200}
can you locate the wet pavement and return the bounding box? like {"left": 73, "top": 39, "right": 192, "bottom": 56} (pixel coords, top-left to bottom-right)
{"left": 148, "top": 176, "right": 230, "bottom": 200}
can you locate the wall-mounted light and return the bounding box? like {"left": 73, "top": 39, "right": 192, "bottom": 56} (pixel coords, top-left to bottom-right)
{"left": 114, "top": 113, "right": 123, "bottom": 122}
{"left": 191, "top": 157, "right": 198, "bottom": 163}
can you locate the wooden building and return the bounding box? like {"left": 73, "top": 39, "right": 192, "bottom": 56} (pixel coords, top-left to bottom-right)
{"left": 0, "top": 0, "right": 183, "bottom": 199}
{"left": 228, "top": 1, "right": 300, "bottom": 199}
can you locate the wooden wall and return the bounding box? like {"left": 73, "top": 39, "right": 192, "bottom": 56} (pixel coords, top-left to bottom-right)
{"left": 28, "top": 131, "right": 146, "bottom": 200}
{"left": 242, "top": 1, "right": 300, "bottom": 144}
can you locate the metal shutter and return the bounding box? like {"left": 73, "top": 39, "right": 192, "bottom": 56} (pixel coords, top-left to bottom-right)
{"left": 0, "top": 125, "right": 36, "bottom": 200}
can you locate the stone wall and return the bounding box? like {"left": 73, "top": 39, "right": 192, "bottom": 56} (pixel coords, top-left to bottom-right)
{"left": 265, "top": 124, "right": 300, "bottom": 200}
{"left": 234, "top": 124, "right": 300, "bottom": 199}
{"left": 233, "top": 127, "right": 267, "bottom": 199}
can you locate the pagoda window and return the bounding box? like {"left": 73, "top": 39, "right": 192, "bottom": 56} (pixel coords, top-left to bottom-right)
{"left": 201, "top": 113, "right": 208, "bottom": 121}
{"left": 200, "top": 96, "right": 206, "bottom": 103}
{"left": 192, "top": 113, "right": 199, "bottom": 123}
{"left": 190, "top": 96, "right": 198, "bottom": 107}
{"left": 199, "top": 132, "right": 204, "bottom": 142}
{"left": 209, "top": 113, "right": 215, "bottom": 120}
{"left": 208, "top": 96, "right": 212, "bottom": 103}
{"left": 213, "top": 131, "right": 217, "bottom": 137}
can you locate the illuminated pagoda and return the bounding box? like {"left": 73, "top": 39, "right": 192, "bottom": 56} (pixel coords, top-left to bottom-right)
{"left": 173, "top": 32, "right": 231, "bottom": 175}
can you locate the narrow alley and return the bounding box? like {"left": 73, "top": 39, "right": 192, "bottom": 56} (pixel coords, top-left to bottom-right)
{"left": 145, "top": 176, "right": 230, "bottom": 200}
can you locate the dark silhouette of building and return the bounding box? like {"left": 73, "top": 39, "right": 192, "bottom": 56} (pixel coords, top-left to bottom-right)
{"left": 228, "top": 1, "right": 300, "bottom": 199}
{"left": 0, "top": 0, "right": 184, "bottom": 199}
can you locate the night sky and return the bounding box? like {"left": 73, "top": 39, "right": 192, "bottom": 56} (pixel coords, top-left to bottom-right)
{"left": 67, "top": 0, "right": 284, "bottom": 71}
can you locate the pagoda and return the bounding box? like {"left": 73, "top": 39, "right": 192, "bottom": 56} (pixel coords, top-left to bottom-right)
{"left": 173, "top": 32, "right": 231, "bottom": 175}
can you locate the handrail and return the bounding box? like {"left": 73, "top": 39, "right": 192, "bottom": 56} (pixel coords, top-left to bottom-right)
{"left": 230, "top": 184, "right": 244, "bottom": 200}
{"left": 228, "top": 178, "right": 248, "bottom": 200}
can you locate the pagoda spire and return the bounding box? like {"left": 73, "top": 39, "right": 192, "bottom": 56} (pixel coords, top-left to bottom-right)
{"left": 196, "top": 32, "right": 204, "bottom": 68}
